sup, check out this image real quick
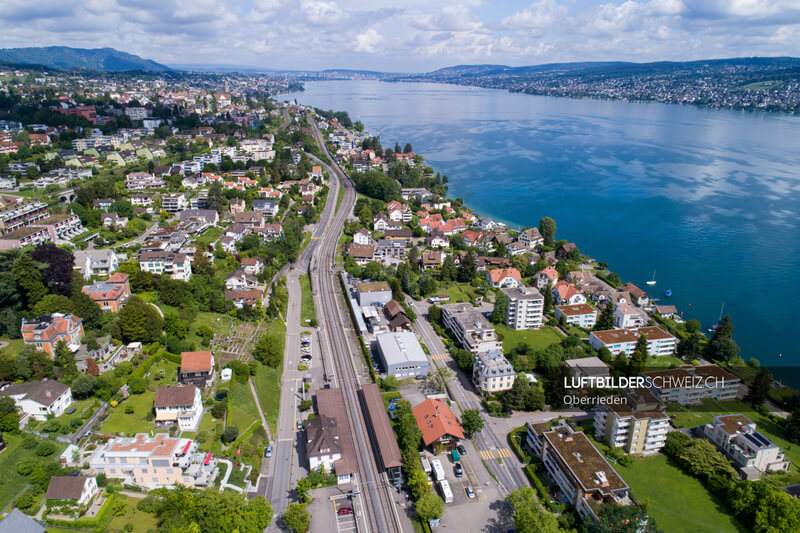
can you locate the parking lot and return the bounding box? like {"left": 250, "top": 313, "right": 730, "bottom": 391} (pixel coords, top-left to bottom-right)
{"left": 422, "top": 449, "right": 486, "bottom": 507}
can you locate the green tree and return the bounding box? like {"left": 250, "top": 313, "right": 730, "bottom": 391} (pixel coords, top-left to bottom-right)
{"left": 628, "top": 334, "right": 648, "bottom": 377}
{"left": 595, "top": 301, "right": 615, "bottom": 331}
{"left": 505, "top": 487, "right": 560, "bottom": 533}
{"left": 211, "top": 402, "right": 227, "bottom": 420}
{"left": 543, "top": 281, "right": 554, "bottom": 314}
{"left": 381, "top": 374, "right": 399, "bottom": 391}
{"left": 0, "top": 396, "right": 20, "bottom": 431}
{"left": 745, "top": 366, "right": 772, "bottom": 408}
{"left": 54, "top": 340, "right": 78, "bottom": 381}
{"left": 283, "top": 503, "right": 310, "bottom": 533}
{"left": 128, "top": 376, "right": 148, "bottom": 394}
{"left": 461, "top": 408, "right": 484, "bottom": 435}
{"left": 71, "top": 374, "right": 96, "bottom": 398}
{"left": 490, "top": 290, "right": 507, "bottom": 324}
{"left": 118, "top": 296, "right": 163, "bottom": 343}
{"left": 415, "top": 491, "right": 444, "bottom": 522}
{"left": 685, "top": 319, "right": 701, "bottom": 333}
{"left": 585, "top": 503, "right": 662, "bottom": 533}
{"left": 457, "top": 251, "right": 477, "bottom": 283}
{"left": 408, "top": 469, "right": 431, "bottom": 499}
{"left": 206, "top": 182, "right": 227, "bottom": 214}
{"left": 221, "top": 426, "right": 239, "bottom": 444}
{"left": 33, "top": 294, "right": 75, "bottom": 316}
{"left": 677, "top": 332, "right": 703, "bottom": 361}
{"left": 13, "top": 252, "right": 47, "bottom": 309}
{"left": 440, "top": 255, "right": 456, "bottom": 282}
{"left": 706, "top": 315, "right": 740, "bottom": 361}
{"left": 538, "top": 217, "right": 557, "bottom": 247}
{"left": 785, "top": 410, "right": 800, "bottom": 445}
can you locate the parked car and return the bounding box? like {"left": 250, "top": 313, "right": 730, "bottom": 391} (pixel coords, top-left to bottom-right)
{"left": 466, "top": 486, "right": 475, "bottom": 499}
{"left": 337, "top": 507, "right": 353, "bottom": 516}
{"left": 457, "top": 444, "right": 467, "bottom": 456}
{"left": 265, "top": 445, "right": 272, "bottom": 458}
{"left": 454, "top": 463, "right": 463, "bottom": 477}
{"left": 297, "top": 420, "right": 303, "bottom": 430}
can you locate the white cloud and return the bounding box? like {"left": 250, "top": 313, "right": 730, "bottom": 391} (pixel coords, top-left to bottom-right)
{"left": 354, "top": 28, "right": 383, "bottom": 53}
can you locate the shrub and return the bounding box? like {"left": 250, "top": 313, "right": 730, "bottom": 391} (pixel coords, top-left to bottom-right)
{"left": 35, "top": 441, "right": 57, "bottom": 456}
{"left": 211, "top": 402, "right": 227, "bottom": 419}
{"left": 221, "top": 426, "right": 239, "bottom": 444}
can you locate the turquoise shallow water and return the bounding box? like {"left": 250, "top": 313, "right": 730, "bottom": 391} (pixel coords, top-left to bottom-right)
{"left": 283, "top": 80, "right": 800, "bottom": 382}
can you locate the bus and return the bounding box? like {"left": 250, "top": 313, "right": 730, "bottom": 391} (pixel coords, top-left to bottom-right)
{"left": 438, "top": 480, "right": 453, "bottom": 504}
{"left": 431, "top": 459, "right": 445, "bottom": 482}
{"left": 420, "top": 456, "right": 432, "bottom": 476}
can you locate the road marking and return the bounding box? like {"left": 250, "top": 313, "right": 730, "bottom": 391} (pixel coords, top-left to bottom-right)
{"left": 479, "top": 450, "right": 495, "bottom": 460}
{"left": 431, "top": 353, "right": 450, "bottom": 361}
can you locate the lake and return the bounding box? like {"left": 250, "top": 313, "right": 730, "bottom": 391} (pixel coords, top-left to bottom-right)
{"left": 283, "top": 80, "right": 800, "bottom": 381}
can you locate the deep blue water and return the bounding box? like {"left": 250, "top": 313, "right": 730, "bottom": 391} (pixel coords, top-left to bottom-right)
{"left": 283, "top": 81, "right": 800, "bottom": 380}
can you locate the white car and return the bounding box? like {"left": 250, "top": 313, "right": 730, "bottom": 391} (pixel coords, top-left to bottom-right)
{"left": 466, "top": 486, "right": 475, "bottom": 499}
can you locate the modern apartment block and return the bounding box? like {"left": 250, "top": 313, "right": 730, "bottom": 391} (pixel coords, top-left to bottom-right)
{"left": 503, "top": 286, "right": 544, "bottom": 330}
{"left": 473, "top": 349, "right": 517, "bottom": 392}
{"left": 555, "top": 303, "right": 597, "bottom": 329}
{"left": 138, "top": 250, "right": 192, "bottom": 281}
{"left": 589, "top": 326, "right": 677, "bottom": 356}
{"left": 441, "top": 303, "right": 502, "bottom": 354}
{"left": 593, "top": 389, "right": 669, "bottom": 454}
{"left": 0, "top": 199, "right": 48, "bottom": 235}
{"left": 526, "top": 422, "right": 631, "bottom": 521}
{"left": 703, "top": 414, "right": 789, "bottom": 477}
{"left": 643, "top": 364, "right": 740, "bottom": 405}
{"left": 161, "top": 193, "right": 188, "bottom": 213}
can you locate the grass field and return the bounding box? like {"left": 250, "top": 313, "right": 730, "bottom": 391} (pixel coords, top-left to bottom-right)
{"left": 438, "top": 283, "right": 479, "bottom": 303}
{"left": 0, "top": 434, "right": 65, "bottom": 513}
{"left": 0, "top": 337, "right": 25, "bottom": 357}
{"left": 227, "top": 377, "right": 259, "bottom": 431}
{"left": 184, "top": 311, "right": 238, "bottom": 349}
{"left": 252, "top": 364, "right": 282, "bottom": 436}
{"left": 620, "top": 455, "right": 747, "bottom": 533}
{"left": 101, "top": 391, "right": 158, "bottom": 436}
{"left": 494, "top": 323, "right": 563, "bottom": 352}
{"left": 106, "top": 494, "right": 159, "bottom": 533}
{"left": 645, "top": 354, "right": 685, "bottom": 368}
{"left": 299, "top": 274, "right": 317, "bottom": 325}
{"left": 194, "top": 226, "right": 223, "bottom": 247}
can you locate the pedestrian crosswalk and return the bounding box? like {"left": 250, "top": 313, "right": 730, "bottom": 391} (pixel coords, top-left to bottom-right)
{"left": 431, "top": 353, "right": 450, "bottom": 361}
{"left": 479, "top": 448, "right": 512, "bottom": 460}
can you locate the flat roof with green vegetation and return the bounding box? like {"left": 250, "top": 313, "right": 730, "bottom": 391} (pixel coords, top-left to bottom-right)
{"left": 620, "top": 454, "right": 747, "bottom": 533}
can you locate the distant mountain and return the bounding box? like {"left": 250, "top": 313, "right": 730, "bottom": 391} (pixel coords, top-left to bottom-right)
{"left": 170, "top": 63, "right": 281, "bottom": 73}
{"left": 0, "top": 46, "right": 171, "bottom": 72}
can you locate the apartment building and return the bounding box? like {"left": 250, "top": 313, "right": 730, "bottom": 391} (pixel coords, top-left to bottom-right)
{"left": 593, "top": 389, "right": 669, "bottom": 454}
{"left": 125, "top": 172, "right": 166, "bottom": 190}
{"left": 527, "top": 422, "right": 631, "bottom": 521}
{"left": 138, "top": 251, "right": 192, "bottom": 281}
{"left": 643, "top": 364, "right": 740, "bottom": 405}
{"left": 504, "top": 286, "right": 544, "bottom": 330}
{"left": 441, "top": 303, "right": 502, "bottom": 354}
{"left": 589, "top": 326, "right": 677, "bottom": 356}
{"left": 555, "top": 303, "right": 597, "bottom": 329}
{"left": 614, "top": 303, "right": 647, "bottom": 329}
{"left": 704, "top": 414, "right": 789, "bottom": 477}
{"left": 73, "top": 249, "right": 120, "bottom": 279}
{"left": 473, "top": 349, "right": 517, "bottom": 392}
{"left": 0, "top": 199, "right": 48, "bottom": 235}
{"left": 89, "top": 433, "right": 212, "bottom": 488}
{"left": 0, "top": 226, "right": 51, "bottom": 249}
{"left": 81, "top": 273, "right": 131, "bottom": 312}
{"left": 161, "top": 194, "right": 188, "bottom": 214}
{"left": 21, "top": 313, "right": 84, "bottom": 356}
{"left": 154, "top": 386, "right": 203, "bottom": 431}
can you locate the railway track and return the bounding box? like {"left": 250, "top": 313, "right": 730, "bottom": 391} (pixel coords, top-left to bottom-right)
{"left": 308, "top": 118, "right": 402, "bottom": 533}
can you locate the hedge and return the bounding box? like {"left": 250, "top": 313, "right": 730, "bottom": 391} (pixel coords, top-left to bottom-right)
{"left": 126, "top": 352, "right": 162, "bottom": 383}
{"left": 45, "top": 493, "right": 119, "bottom": 532}
{"left": 159, "top": 350, "right": 182, "bottom": 365}
{"left": 524, "top": 464, "right": 564, "bottom": 514}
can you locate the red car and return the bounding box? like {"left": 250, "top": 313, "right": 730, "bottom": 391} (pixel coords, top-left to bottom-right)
{"left": 337, "top": 507, "right": 353, "bottom": 516}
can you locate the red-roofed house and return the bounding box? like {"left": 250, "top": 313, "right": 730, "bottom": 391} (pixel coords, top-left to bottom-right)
{"left": 552, "top": 280, "right": 586, "bottom": 305}
{"left": 81, "top": 273, "right": 131, "bottom": 312}
{"left": 486, "top": 268, "right": 522, "bottom": 288}
{"left": 461, "top": 230, "right": 484, "bottom": 247}
{"left": 412, "top": 399, "right": 465, "bottom": 451}
{"left": 179, "top": 351, "right": 215, "bottom": 386}
{"left": 535, "top": 266, "right": 559, "bottom": 290}
{"left": 21, "top": 313, "right": 84, "bottom": 356}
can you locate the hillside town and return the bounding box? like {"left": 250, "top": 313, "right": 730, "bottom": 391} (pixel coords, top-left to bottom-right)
{"left": 0, "top": 66, "right": 798, "bottom": 533}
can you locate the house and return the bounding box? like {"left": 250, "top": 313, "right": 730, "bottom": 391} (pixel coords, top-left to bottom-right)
{"left": 567, "top": 270, "right": 595, "bottom": 288}
{"left": 179, "top": 209, "right": 219, "bottom": 226}
{"left": 0, "top": 508, "right": 45, "bottom": 532}
{"left": 346, "top": 243, "right": 375, "bottom": 266}
{"left": 374, "top": 239, "right": 407, "bottom": 261}
{"left": 564, "top": 356, "right": 610, "bottom": 380}
{"left": 385, "top": 229, "right": 412, "bottom": 240}
{"left": 386, "top": 201, "right": 412, "bottom": 222}
{"left": 179, "top": 351, "right": 215, "bottom": 386}
{"left": 235, "top": 211, "right": 265, "bottom": 227}
{"left": 506, "top": 241, "right": 527, "bottom": 256}
{"left": 703, "top": 414, "right": 789, "bottom": 477}
{"left": 461, "top": 229, "right": 483, "bottom": 247}
{"left": 473, "top": 350, "right": 516, "bottom": 392}
{"left": 383, "top": 300, "right": 412, "bottom": 332}
{"left": 139, "top": 251, "right": 192, "bottom": 281}
{"left": 241, "top": 257, "right": 264, "bottom": 275}
{"left": 0, "top": 380, "right": 73, "bottom": 421}
{"left": 526, "top": 422, "right": 630, "bottom": 521}
{"left": 420, "top": 251, "right": 444, "bottom": 270}
{"left": 621, "top": 283, "right": 649, "bottom": 307}
{"left": 593, "top": 388, "right": 669, "bottom": 454}
{"left": 654, "top": 305, "right": 679, "bottom": 319}
{"left": 101, "top": 212, "right": 128, "bottom": 230}
{"left": 73, "top": 249, "right": 119, "bottom": 279}
{"left": 552, "top": 280, "right": 586, "bottom": 305}
{"left": 614, "top": 303, "right": 647, "bottom": 329}
{"left": 426, "top": 232, "right": 449, "bottom": 249}
{"left": 441, "top": 303, "right": 501, "bottom": 354}
{"left": 225, "top": 223, "right": 249, "bottom": 241}
{"left": 643, "top": 365, "right": 740, "bottom": 405}
{"left": 130, "top": 194, "right": 152, "bottom": 207}
{"left": 535, "top": 266, "right": 558, "bottom": 290}
{"left": 518, "top": 227, "right": 543, "bottom": 249}
{"left": 375, "top": 331, "right": 429, "bottom": 379}
{"left": 45, "top": 476, "right": 98, "bottom": 506}
{"left": 413, "top": 399, "right": 465, "bottom": 451}
{"left": 154, "top": 385, "right": 203, "bottom": 431}
{"left": 353, "top": 227, "right": 372, "bottom": 245}
{"left": 557, "top": 242, "right": 578, "bottom": 258}
{"left": 555, "top": 303, "right": 597, "bottom": 329}
{"left": 305, "top": 414, "right": 343, "bottom": 473}
{"left": 225, "top": 269, "right": 259, "bottom": 290}
{"left": 253, "top": 223, "right": 282, "bottom": 241}
{"left": 89, "top": 433, "right": 209, "bottom": 488}
{"left": 21, "top": 313, "right": 84, "bottom": 356}
{"left": 373, "top": 213, "right": 401, "bottom": 232}
{"left": 589, "top": 327, "right": 677, "bottom": 356}
{"left": 229, "top": 198, "right": 245, "bottom": 214}
{"left": 162, "top": 193, "right": 188, "bottom": 213}
{"left": 504, "top": 287, "right": 544, "bottom": 330}
{"left": 81, "top": 272, "right": 131, "bottom": 312}
{"left": 93, "top": 198, "right": 114, "bottom": 210}
{"left": 486, "top": 268, "right": 521, "bottom": 288}
{"left": 314, "top": 388, "right": 356, "bottom": 484}
{"left": 218, "top": 236, "right": 236, "bottom": 253}
{"left": 225, "top": 290, "right": 262, "bottom": 309}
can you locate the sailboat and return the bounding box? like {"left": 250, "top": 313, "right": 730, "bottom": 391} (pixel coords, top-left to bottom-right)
{"left": 646, "top": 270, "right": 657, "bottom": 286}
{"left": 708, "top": 303, "right": 725, "bottom": 332}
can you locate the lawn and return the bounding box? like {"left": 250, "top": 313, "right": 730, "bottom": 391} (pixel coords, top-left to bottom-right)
{"left": 0, "top": 337, "right": 25, "bottom": 357}
{"left": 194, "top": 225, "right": 223, "bottom": 247}
{"left": 644, "top": 354, "right": 685, "bottom": 368}
{"left": 494, "top": 323, "right": 563, "bottom": 352}
{"left": 101, "top": 391, "right": 158, "bottom": 436}
{"left": 252, "top": 364, "right": 282, "bottom": 436}
{"left": 438, "top": 283, "right": 479, "bottom": 304}
{"left": 227, "top": 377, "right": 259, "bottom": 431}
{"left": 620, "top": 454, "right": 747, "bottom": 533}
{"left": 106, "top": 494, "right": 159, "bottom": 533}
{"left": 299, "top": 274, "right": 317, "bottom": 326}
{"left": 184, "top": 311, "right": 238, "bottom": 349}
{"left": 0, "top": 434, "right": 65, "bottom": 513}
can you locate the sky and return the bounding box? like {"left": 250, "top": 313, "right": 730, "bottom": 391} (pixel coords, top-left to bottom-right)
{"left": 0, "top": 0, "right": 799, "bottom": 72}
